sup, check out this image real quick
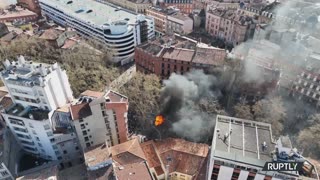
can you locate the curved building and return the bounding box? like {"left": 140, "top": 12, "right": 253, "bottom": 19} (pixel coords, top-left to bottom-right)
{"left": 39, "top": 0, "right": 155, "bottom": 65}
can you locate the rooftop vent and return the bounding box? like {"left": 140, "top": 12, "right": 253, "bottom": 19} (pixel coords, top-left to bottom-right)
{"left": 86, "top": 9, "right": 93, "bottom": 13}
{"left": 67, "top": 1, "right": 73, "bottom": 4}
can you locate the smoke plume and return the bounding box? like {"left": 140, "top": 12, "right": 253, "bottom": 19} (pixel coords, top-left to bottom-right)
{"left": 159, "top": 70, "right": 221, "bottom": 142}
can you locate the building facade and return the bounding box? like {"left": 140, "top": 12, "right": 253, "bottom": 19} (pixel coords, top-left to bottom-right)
{"left": 0, "top": 163, "right": 13, "bottom": 180}
{"left": 17, "top": 0, "right": 41, "bottom": 15}
{"left": 146, "top": 7, "right": 179, "bottom": 35}
{"left": 206, "top": 7, "right": 256, "bottom": 45}
{"left": 0, "top": 57, "right": 81, "bottom": 167}
{"left": 135, "top": 34, "right": 226, "bottom": 78}
{"left": 99, "top": 0, "right": 152, "bottom": 14}
{"left": 71, "top": 90, "right": 129, "bottom": 150}
{"left": 39, "top": 0, "right": 155, "bottom": 65}
{"left": 0, "top": 6, "right": 38, "bottom": 23}
{"left": 163, "top": 0, "right": 193, "bottom": 14}
{"left": 167, "top": 13, "right": 193, "bottom": 34}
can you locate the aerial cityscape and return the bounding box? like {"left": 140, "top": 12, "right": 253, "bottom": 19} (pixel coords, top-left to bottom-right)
{"left": 0, "top": 0, "right": 319, "bottom": 179}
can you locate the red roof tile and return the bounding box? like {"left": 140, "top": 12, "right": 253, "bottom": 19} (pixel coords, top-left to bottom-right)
{"left": 70, "top": 103, "right": 92, "bottom": 120}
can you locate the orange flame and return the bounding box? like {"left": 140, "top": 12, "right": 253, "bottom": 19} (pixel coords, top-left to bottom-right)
{"left": 155, "top": 115, "right": 164, "bottom": 126}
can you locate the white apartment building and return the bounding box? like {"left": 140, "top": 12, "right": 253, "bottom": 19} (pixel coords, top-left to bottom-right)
{"left": 0, "top": 163, "right": 13, "bottom": 180}
{"left": 39, "top": 0, "right": 155, "bottom": 65}
{"left": 167, "top": 13, "right": 193, "bottom": 34}
{"left": 70, "top": 90, "right": 129, "bottom": 150}
{"left": 0, "top": 57, "right": 81, "bottom": 167}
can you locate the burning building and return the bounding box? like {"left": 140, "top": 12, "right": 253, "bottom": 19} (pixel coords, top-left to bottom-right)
{"left": 207, "top": 115, "right": 319, "bottom": 179}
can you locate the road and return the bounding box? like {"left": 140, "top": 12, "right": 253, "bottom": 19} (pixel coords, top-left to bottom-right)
{"left": 106, "top": 65, "right": 136, "bottom": 91}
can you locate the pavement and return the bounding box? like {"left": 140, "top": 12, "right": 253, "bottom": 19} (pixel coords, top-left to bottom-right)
{"left": 107, "top": 64, "right": 136, "bottom": 91}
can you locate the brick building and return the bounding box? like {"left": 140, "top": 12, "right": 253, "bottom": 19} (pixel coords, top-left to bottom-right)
{"left": 163, "top": 0, "right": 193, "bottom": 14}
{"left": 135, "top": 34, "right": 226, "bottom": 78}
{"left": 0, "top": 6, "right": 38, "bottom": 23}
{"left": 146, "top": 6, "right": 179, "bottom": 35}
{"left": 71, "top": 90, "right": 129, "bottom": 150}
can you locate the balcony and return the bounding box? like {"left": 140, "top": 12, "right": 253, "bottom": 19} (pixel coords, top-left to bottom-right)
{"left": 5, "top": 104, "right": 49, "bottom": 121}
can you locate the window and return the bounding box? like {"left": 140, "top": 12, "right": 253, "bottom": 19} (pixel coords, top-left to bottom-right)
{"left": 80, "top": 124, "right": 85, "bottom": 129}
{"left": 75, "top": 146, "right": 79, "bottom": 150}
{"left": 55, "top": 151, "right": 60, "bottom": 155}
{"left": 36, "top": 137, "right": 40, "bottom": 141}
{"left": 52, "top": 145, "right": 58, "bottom": 149}
{"left": 87, "top": 129, "right": 90, "bottom": 132}
{"left": 86, "top": 143, "right": 91, "bottom": 147}
{"left": 1, "top": 171, "right": 9, "bottom": 176}
{"left": 79, "top": 118, "right": 84, "bottom": 123}
{"left": 50, "top": 138, "right": 55, "bottom": 142}
{"left": 38, "top": 143, "right": 42, "bottom": 147}
{"left": 63, "top": 150, "right": 68, "bottom": 154}
{"left": 84, "top": 136, "right": 89, "bottom": 142}
{"left": 44, "top": 124, "right": 50, "bottom": 130}
{"left": 82, "top": 130, "right": 87, "bottom": 136}
{"left": 58, "top": 156, "right": 62, "bottom": 160}
{"left": 47, "top": 131, "right": 53, "bottom": 137}
{"left": 89, "top": 135, "right": 92, "bottom": 138}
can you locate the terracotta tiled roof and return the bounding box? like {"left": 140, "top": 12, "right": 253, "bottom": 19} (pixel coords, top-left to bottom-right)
{"left": 70, "top": 103, "right": 92, "bottom": 120}
{"left": 0, "top": 96, "right": 12, "bottom": 110}
{"left": 141, "top": 138, "right": 209, "bottom": 177}
{"left": 162, "top": 48, "right": 194, "bottom": 62}
{"left": 39, "top": 29, "right": 62, "bottom": 40}
{"left": 140, "top": 141, "right": 163, "bottom": 175}
{"left": 109, "top": 138, "right": 146, "bottom": 162}
{"left": 80, "top": 90, "right": 104, "bottom": 98}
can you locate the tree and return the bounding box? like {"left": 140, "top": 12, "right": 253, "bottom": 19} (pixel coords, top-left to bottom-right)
{"left": 119, "top": 72, "right": 161, "bottom": 133}
{"left": 297, "top": 124, "right": 320, "bottom": 159}
{"left": 0, "top": 36, "right": 119, "bottom": 97}
{"left": 252, "top": 97, "right": 286, "bottom": 136}
{"left": 234, "top": 102, "right": 253, "bottom": 120}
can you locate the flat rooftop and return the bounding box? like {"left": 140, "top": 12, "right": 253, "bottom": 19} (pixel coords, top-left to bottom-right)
{"left": 40, "top": 0, "right": 139, "bottom": 26}
{"left": 0, "top": 6, "right": 37, "bottom": 20}
{"left": 84, "top": 143, "right": 111, "bottom": 167}
{"left": 212, "top": 115, "right": 275, "bottom": 167}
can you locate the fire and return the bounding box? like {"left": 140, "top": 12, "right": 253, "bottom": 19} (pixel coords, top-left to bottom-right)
{"left": 155, "top": 115, "right": 165, "bottom": 126}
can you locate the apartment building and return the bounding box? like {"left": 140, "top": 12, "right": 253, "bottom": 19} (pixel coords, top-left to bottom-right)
{"left": 167, "top": 13, "right": 193, "bottom": 34}
{"left": 146, "top": 6, "right": 179, "bottom": 35}
{"left": 0, "top": 163, "right": 13, "bottom": 180}
{"left": 39, "top": 0, "right": 155, "bottom": 65}
{"left": 207, "top": 115, "right": 318, "bottom": 180}
{"left": 135, "top": 34, "right": 226, "bottom": 78}
{"left": 17, "top": 0, "right": 41, "bottom": 15}
{"left": 71, "top": 90, "right": 129, "bottom": 150}
{"left": 206, "top": 7, "right": 257, "bottom": 45}
{"left": 163, "top": 0, "right": 193, "bottom": 14}
{"left": 0, "top": 57, "right": 82, "bottom": 167}
{"left": 99, "top": 0, "right": 152, "bottom": 13}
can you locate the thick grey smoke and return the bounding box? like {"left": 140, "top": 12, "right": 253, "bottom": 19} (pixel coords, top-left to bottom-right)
{"left": 230, "top": 0, "right": 320, "bottom": 84}
{"left": 159, "top": 70, "right": 221, "bottom": 142}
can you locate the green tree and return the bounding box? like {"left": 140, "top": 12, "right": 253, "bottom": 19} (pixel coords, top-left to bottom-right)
{"left": 252, "top": 97, "right": 286, "bottom": 136}
{"left": 119, "top": 72, "right": 161, "bottom": 132}
{"left": 234, "top": 102, "right": 253, "bottom": 120}
{"left": 297, "top": 124, "right": 320, "bottom": 159}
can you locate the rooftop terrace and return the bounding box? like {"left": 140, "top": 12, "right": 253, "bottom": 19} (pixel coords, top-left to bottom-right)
{"left": 212, "top": 115, "right": 275, "bottom": 167}
{"left": 40, "top": 0, "right": 139, "bottom": 26}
